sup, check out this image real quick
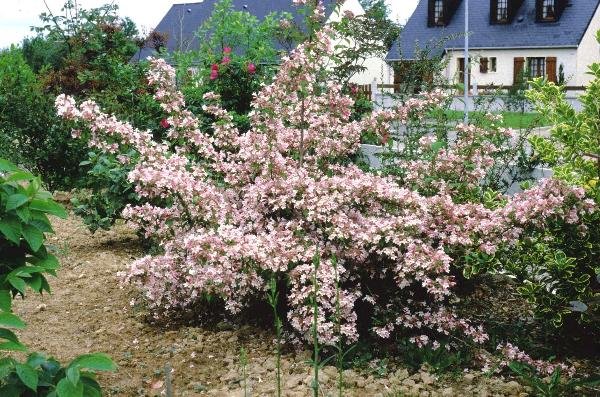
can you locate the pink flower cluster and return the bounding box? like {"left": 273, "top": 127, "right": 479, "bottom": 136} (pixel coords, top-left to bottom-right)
{"left": 56, "top": 15, "right": 594, "bottom": 356}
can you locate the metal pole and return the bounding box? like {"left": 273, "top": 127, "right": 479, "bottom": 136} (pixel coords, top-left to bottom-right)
{"left": 463, "top": 0, "right": 469, "bottom": 124}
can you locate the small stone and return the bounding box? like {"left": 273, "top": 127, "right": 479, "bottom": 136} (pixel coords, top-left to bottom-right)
{"left": 402, "top": 378, "right": 416, "bottom": 387}
{"left": 394, "top": 368, "right": 409, "bottom": 381}
{"left": 504, "top": 380, "right": 522, "bottom": 393}
{"left": 35, "top": 304, "right": 47, "bottom": 312}
{"left": 420, "top": 372, "right": 435, "bottom": 385}
{"left": 441, "top": 387, "right": 455, "bottom": 396}
{"left": 355, "top": 377, "right": 366, "bottom": 388}
{"left": 464, "top": 373, "right": 476, "bottom": 383}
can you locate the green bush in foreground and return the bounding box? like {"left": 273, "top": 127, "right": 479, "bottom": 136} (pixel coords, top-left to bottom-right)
{"left": 0, "top": 159, "right": 115, "bottom": 396}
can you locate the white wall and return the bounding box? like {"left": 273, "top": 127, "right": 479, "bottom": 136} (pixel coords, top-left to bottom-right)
{"left": 326, "top": 0, "right": 394, "bottom": 85}
{"left": 576, "top": 4, "right": 600, "bottom": 86}
{"left": 444, "top": 47, "right": 577, "bottom": 87}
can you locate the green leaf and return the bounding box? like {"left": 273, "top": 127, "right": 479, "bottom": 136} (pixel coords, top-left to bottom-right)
{"left": 26, "top": 353, "right": 48, "bottom": 368}
{"left": 0, "top": 357, "right": 15, "bottom": 378}
{"left": 66, "top": 366, "right": 80, "bottom": 386}
{"left": 0, "top": 328, "right": 19, "bottom": 343}
{"left": 0, "top": 340, "right": 27, "bottom": 352}
{"left": 36, "top": 255, "right": 60, "bottom": 271}
{"left": 0, "top": 290, "right": 12, "bottom": 311}
{"left": 70, "top": 353, "right": 116, "bottom": 372}
{"left": 15, "top": 206, "right": 31, "bottom": 223}
{"left": 56, "top": 377, "right": 84, "bottom": 397}
{"left": 26, "top": 274, "right": 43, "bottom": 292}
{"left": 15, "top": 363, "right": 38, "bottom": 391}
{"left": 22, "top": 225, "right": 44, "bottom": 252}
{"left": 29, "top": 199, "right": 67, "bottom": 219}
{"left": 0, "top": 159, "right": 17, "bottom": 172}
{"left": 0, "top": 216, "right": 22, "bottom": 244}
{"left": 6, "top": 171, "right": 34, "bottom": 182}
{"left": 0, "top": 312, "right": 26, "bottom": 329}
{"left": 8, "top": 276, "right": 26, "bottom": 294}
{"left": 6, "top": 194, "right": 29, "bottom": 211}
{"left": 81, "top": 377, "right": 102, "bottom": 397}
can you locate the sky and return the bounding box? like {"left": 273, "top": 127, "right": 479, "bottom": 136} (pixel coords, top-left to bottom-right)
{"left": 0, "top": 0, "right": 419, "bottom": 48}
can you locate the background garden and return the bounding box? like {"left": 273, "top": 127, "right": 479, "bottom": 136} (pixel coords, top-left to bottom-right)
{"left": 0, "top": 0, "right": 599, "bottom": 396}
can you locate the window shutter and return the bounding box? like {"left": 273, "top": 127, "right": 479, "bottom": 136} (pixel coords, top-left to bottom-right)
{"left": 513, "top": 57, "right": 525, "bottom": 85}
{"left": 546, "top": 57, "right": 557, "bottom": 82}
{"left": 490, "top": 0, "right": 497, "bottom": 23}
{"left": 480, "top": 58, "right": 489, "bottom": 73}
{"left": 428, "top": 0, "right": 436, "bottom": 26}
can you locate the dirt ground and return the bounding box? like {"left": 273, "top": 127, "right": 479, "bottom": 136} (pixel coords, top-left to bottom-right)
{"left": 13, "top": 215, "right": 532, "bottom": 397}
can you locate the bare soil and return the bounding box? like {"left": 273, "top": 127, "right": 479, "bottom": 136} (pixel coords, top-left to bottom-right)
{"left": 13, "top": 215, "right": 531, "bottom": 397}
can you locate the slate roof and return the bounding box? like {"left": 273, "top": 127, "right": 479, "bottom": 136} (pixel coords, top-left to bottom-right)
{"left": 387, "top": 0, "right": 600, "bottom": 60}
{"left": 135, "top": 0, "right": 338, "bottom": 60}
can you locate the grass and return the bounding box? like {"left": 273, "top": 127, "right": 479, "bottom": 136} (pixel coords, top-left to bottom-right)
{"left": 444, "top": 110, "right": 549, "bottom": 129}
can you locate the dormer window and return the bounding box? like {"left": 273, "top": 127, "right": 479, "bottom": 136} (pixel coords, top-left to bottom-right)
{"left": 434, "top": 0, "right": 445, "bottom": 25}
{"left": 428, "top": 0, "right": 462, "bottom": 27}
{"left": 535, "top": 0, "right": 567, "bottom": 22}
{"left": 497, "top": 0, "right": 509, "bottom": 21}
{"left": 542, "top": 0, "right": 555, "bottom": 19}
{"left": 490, "top": 0, "right": 524, "bottom": 24}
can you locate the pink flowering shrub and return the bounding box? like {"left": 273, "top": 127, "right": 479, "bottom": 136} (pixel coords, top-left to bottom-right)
{"left": 56, "top": 21, "right": 594, "bottom": 373}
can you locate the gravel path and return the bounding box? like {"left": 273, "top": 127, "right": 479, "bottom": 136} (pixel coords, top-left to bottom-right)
{"left": 13, "top": 215, "right": 530, "bottom": 396}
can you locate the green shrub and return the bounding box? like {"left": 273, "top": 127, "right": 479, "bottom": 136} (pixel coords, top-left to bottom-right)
{"left": 0, "top": 48, "right": 87, "bottom": 190}
{"left": 0, "top": 159, "right": 116, "bottom": 395}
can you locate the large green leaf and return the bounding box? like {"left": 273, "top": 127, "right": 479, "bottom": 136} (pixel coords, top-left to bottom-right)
{"left": 6, "top": 194, "right": 29, "bottom": 211}
{"left": 0, "top": 328, "right": 19, "bottom": 343}
{"left": 70, "top": 354, "right": 116, "bottom": 372}
{"left": 0, "top": 340, "right": 27, "bottom": 352}
{"left": 15, "top": 363, "right": 38, "bottom": 391}
{"left": 56, "top": 377, "right": 84, "bottom": 397}
{"left": 22, "top": 224, "right": 44, "bottom": 252}
{"left": 66, "top": 366, "right": 80, "bottom": 386}
{"left": 29, "top": 199, "right": 67, "bottom": 219}
{"left": 0, "top": 216, "right": 22, "bottom": 244}
{"left": 0, "top": 160, "right": 17, "bottom": 172}
{"left": 6, "top": 171, "right": 33, "bottom": 182}
{"left": 0, "top": 312, "right": 26, "bottom": 329}
{"left": 0, "top": 290, "right": 12, "bottom": 311}
{"left": 8, "top": 276, "right": 26, "bottom": 294}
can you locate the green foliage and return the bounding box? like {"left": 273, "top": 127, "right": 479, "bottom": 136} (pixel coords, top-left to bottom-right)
{"left": 0, "top": 159, "right": 115, "bottom": 396}
{"left": 508, "top": 361, "right": 600, "bottom": 397}
{"left": 71, "top": 151, "right": 140, "bottom": 233}
{"left": 0, "top": 47, "right": 87, "bottom": 190}
{"left": 0, "top": 352, "right": 115, "bottom": 397}
{"left": 507, "top": 34, "right": 600, "bottom": 339}
{"left": 527, "top": 65, "right": 600, "bottom": 202}
{"left": 397, "top": 340, "right": 472, "bottom": 374}
{"left": 329, "top": 1, "right": 401, "bottom": 85}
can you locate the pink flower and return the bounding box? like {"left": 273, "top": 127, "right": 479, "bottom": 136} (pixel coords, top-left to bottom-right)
{"left": 223, "top": 46, "right": 232, "bottom": 54}
{"left": 247, "top": 63, "right": 256, "bottom": 74}
{"left": 210, "top": 70, "right": 218, "bottom": 80}
{"left": 211, "top": 63, "right": 219, "bottom": 71}
{"left": 221, "top": 56, "right": 231, "bottom": 65}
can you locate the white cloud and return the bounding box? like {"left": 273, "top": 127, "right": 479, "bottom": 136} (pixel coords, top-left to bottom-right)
{"left": 0, "top": 0, "right": 419, "bottom": 48}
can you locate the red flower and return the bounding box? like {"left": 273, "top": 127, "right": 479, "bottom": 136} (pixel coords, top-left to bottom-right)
{"left": 247, "top": 63, "right": 256, "bottom": 74}
{"left": 210, "top": 70, "right": 219, "bottom": 80}
{"left": 211, "top": 63, "right": 219, "bottom": 71}
{"left": 160, "top": 118, "right": 170, "bottom": 128}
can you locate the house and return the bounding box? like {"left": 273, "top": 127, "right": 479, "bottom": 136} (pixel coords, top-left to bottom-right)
{"left": 136, "top": 0, "right": 393, "bottom": 85}
{"left": 387, "top": 0, "right": 600, "bottom": 88}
